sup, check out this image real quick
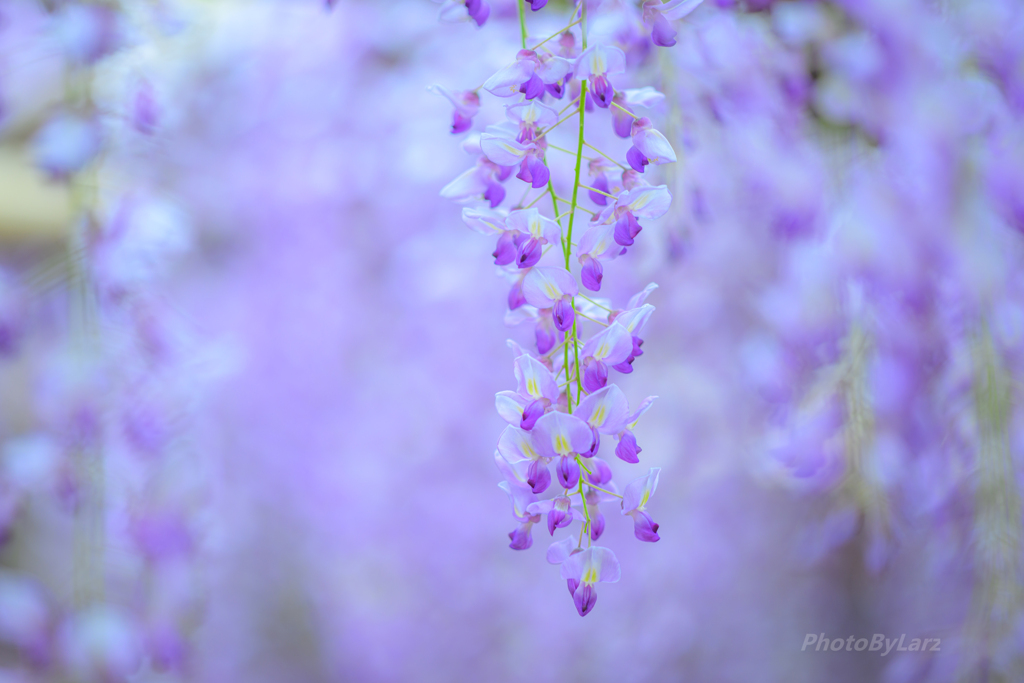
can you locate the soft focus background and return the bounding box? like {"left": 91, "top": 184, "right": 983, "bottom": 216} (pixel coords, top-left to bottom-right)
{"left": 1, "top": 0, "right": 1023, "bottom": 681}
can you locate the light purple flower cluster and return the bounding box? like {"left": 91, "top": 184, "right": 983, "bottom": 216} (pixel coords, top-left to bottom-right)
{"left": 436, "top": 0, "right": 691, "bottom": 616}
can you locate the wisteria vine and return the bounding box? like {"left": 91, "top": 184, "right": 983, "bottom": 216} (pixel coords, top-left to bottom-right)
{"left": 435, "top": 0, "right": 696, "bottom": 616}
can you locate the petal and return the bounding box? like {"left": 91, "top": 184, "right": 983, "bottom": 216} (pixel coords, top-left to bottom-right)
{"left": 552, "top": 298, "right": 575, "bottom": 332}
{"left": 495, "top": 390, "right": 529, "bottom": 425}
{"left": 498, "top": 478, "right": 538, "bottom": 520}
{"left": 440, "top": 167, "right": 487, "bottom": 201}
{"left": 618, "top": 185, "right": 672, "bottom": 219}
{"left": 573, "top": 583, "right": 597, "bottom": 616}
{"left": 462, "top": 207, "right": 506, "bottom": 235}
{"left": 520, "top": 398, "right": 546, "bottom": 430}
{"left": 581, "top": 323, "right": 633, "bottom": 364}
{"left": 577, "top": 223, "right": 620, "bottom": 260}
{"left": 634, "top": 129, "right": 677, "bottom": 165}
{"left": 629, "top": 510, "right": 661, "bottom": 542}
{"left": 627, "top": 282, "right": 659, "bottom": 308}
{"left": 506, "top": 101, "right": 559, "bottom": 129}
{"left": 621, "top": 467, "right": 661, "bottom": 512}
{"left": 546, "top": 535, "right": 579, "bottom": 564}
{"left": 514, "top": 353, "right": 560, "bottom": 401}
{"left": 508, "top": 522, "right": 534, "bottom": 549}
{"left": 535, "top": 55, "right": 571, "bottom": 84}
{"left": 575, "top": 45, "right": 627, "bottom": 78}
{"left": 526, "top": 459, "right": 551, "bottom": 493}
{"left": 523, "top": 267, "right": 579, "bottom": 307}
{"left": 626, "top": 145, "right": 648, "bottom": 173}
{"left": 614, "top": 431, "right": 641, "bottom": 464}
{"left": 651, "top": 13, "right": 677, "bottom": 47}
{"left": 506, "top": 208, "right": 559, "bottom": 243}
{"left": 480, "top": 133, "right": 531, "bottom": 166}
{"left": 615, "top": 303, "right": 656, "bottom": 337}
{"left": 533, "top": 411, "right": 594, "bottom": 457}
{"left": 574, "top": 384, "right": 630, "bottom": 434}
{"left": 583, "top": 360, "right": 609, "bottom": 393}
{"left": 587, "top": 457, "right": 614, "bottom": 485}
{"left": 556, "top": 455, "right": 580, "bottom": 489}
{"left": 580, "top": 256, "right": 603, "bottom": 292}
{"left": 661, "top": 0, "right": 703, "bottom": 20}
{"left": 627, "top": 395, "right": 658, "bottom": 426}
{"left": 497, "top": 425, "right": 542, "bottom": 463}
{"left": 483, "top": 61, "right": 536, "bottom": 97}
{"left": 622, "top": 86, "right": 666, "bottom": 108}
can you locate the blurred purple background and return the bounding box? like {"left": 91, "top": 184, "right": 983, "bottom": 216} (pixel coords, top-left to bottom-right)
{"left": 0, "top": 0, "right": 1023, "bottom": 681}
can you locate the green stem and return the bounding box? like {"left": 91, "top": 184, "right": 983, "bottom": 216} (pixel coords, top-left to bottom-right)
{"left": 518, "top": 0, "right": 527, "bottom": 49}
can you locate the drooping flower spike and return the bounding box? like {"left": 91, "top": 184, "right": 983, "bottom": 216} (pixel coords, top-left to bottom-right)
{"left": 438, "top": 0, "right": 672, "bottom": 616}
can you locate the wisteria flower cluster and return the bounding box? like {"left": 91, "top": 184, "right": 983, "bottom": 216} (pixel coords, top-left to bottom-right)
{"left": 436, "top": 0, "right": 695, "bottom": 616}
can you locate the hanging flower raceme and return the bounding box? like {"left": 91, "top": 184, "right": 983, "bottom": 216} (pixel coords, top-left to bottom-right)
{"left": 437, "top": 0, "right": 674, "bottom": 617}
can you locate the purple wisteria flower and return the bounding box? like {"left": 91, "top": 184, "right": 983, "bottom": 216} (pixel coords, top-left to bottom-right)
{"left": 621, "top": 468, "right": 661, "bottom": 542}
{"left": 560, "top": 546, "right": 621, "bottom": 616}
{"left": 641, "top": 0, "right": 703, "bottom": 47}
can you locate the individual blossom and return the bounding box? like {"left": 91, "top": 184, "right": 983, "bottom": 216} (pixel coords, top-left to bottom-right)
{"left": 483, "top": 49, "right": 572, "bottom": 100}
{"left": 579, "top": 323, "right": 634, "bottom": 392}
{"left": 479, "top": 120, "right": 551, "bottom": 189}
{"left": 498, "top": 480, "right": 541, "bottom": 549}
{"left": 506, "top": 207, "right": 562, "bottom": 268}
{"left": 522, "top": 267, "right": 579, "bottom": 332}
{"left": 441, "top": 156, "right": 512, "bottom": 208}
{"left": 590, "top": 183, "right": 672, "bottom": 248}
{"left": 511, "top": 351, "right": 560, "bottom": 429}
{"left": 531, "top": 411, "right": 594, "bottom": 488}
{"left": 528, "top": 494, "right": 582, "bottom": 536}
{"left": 496, "top": 424, "right": 552, "bottom": 493}
{"left": 641, "top": 0, "right": 703, "bottom": 48}
{"left": 626, "top": 116, "right": 677, "bottom": 173}
{"left": 575, "top": 44, "right": 627, "bottom": 108}
{"left": 610, "top": 86, "right": 666, "bottom": 138}
{"left": 613, "top": 396, "right": 657, "bottom": 463}
{"left": 560, "top": 546, "right": 621, "bottom": 616}
{"left": 429, "top": 85, "right": 481, "bottom": 134}
{"left": 607, "top": 302, "right": 655, "bottom": 373}
{"left": 586, "top": 158, "right": 617, "bottom": 206}
{"left": 576, "top": 221, "right": 624, "bottom": 291}
{"left": 437, "top": 0, "right": 490, "bottom": 27}
{"left": 621, "top": 468, "right": 661, "bottom": 542}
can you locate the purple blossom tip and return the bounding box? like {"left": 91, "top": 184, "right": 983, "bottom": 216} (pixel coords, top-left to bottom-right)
{"left": 615, "top": 431, "right": 641, "bottom": 463}
{"left": 526, "top": 460, "right": 551, "bottom": 494}
{"left": 651, "top": 14, "right": 678, "bottom": 47}
{"left": 508, "top": 523, "right": 534, "bottom": 549}
{"left": 626, "top": 145, "right": 648, "bottom": 173}
{"left": 589, "top": 512, "right": 606, "bottom": 541}
{"left": 573, "top": 583, "right": 598, "bottom": 616}
{"left": 520, "top": 399, "right": 546, "bottom": 431}
{"left": 466, "top": 0, "right": 490, "bottom": 26}
{"left": 552, "top": 298, "right": 575, "bottom": 332}
{"left": 556, "top": 455, "right": 580, "bottom": 489}
{"left": 580, "top": 256, "right": 603, "bottom": 292}
{"left": 583, "top": 360, "right": 609, "bottom": 393}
